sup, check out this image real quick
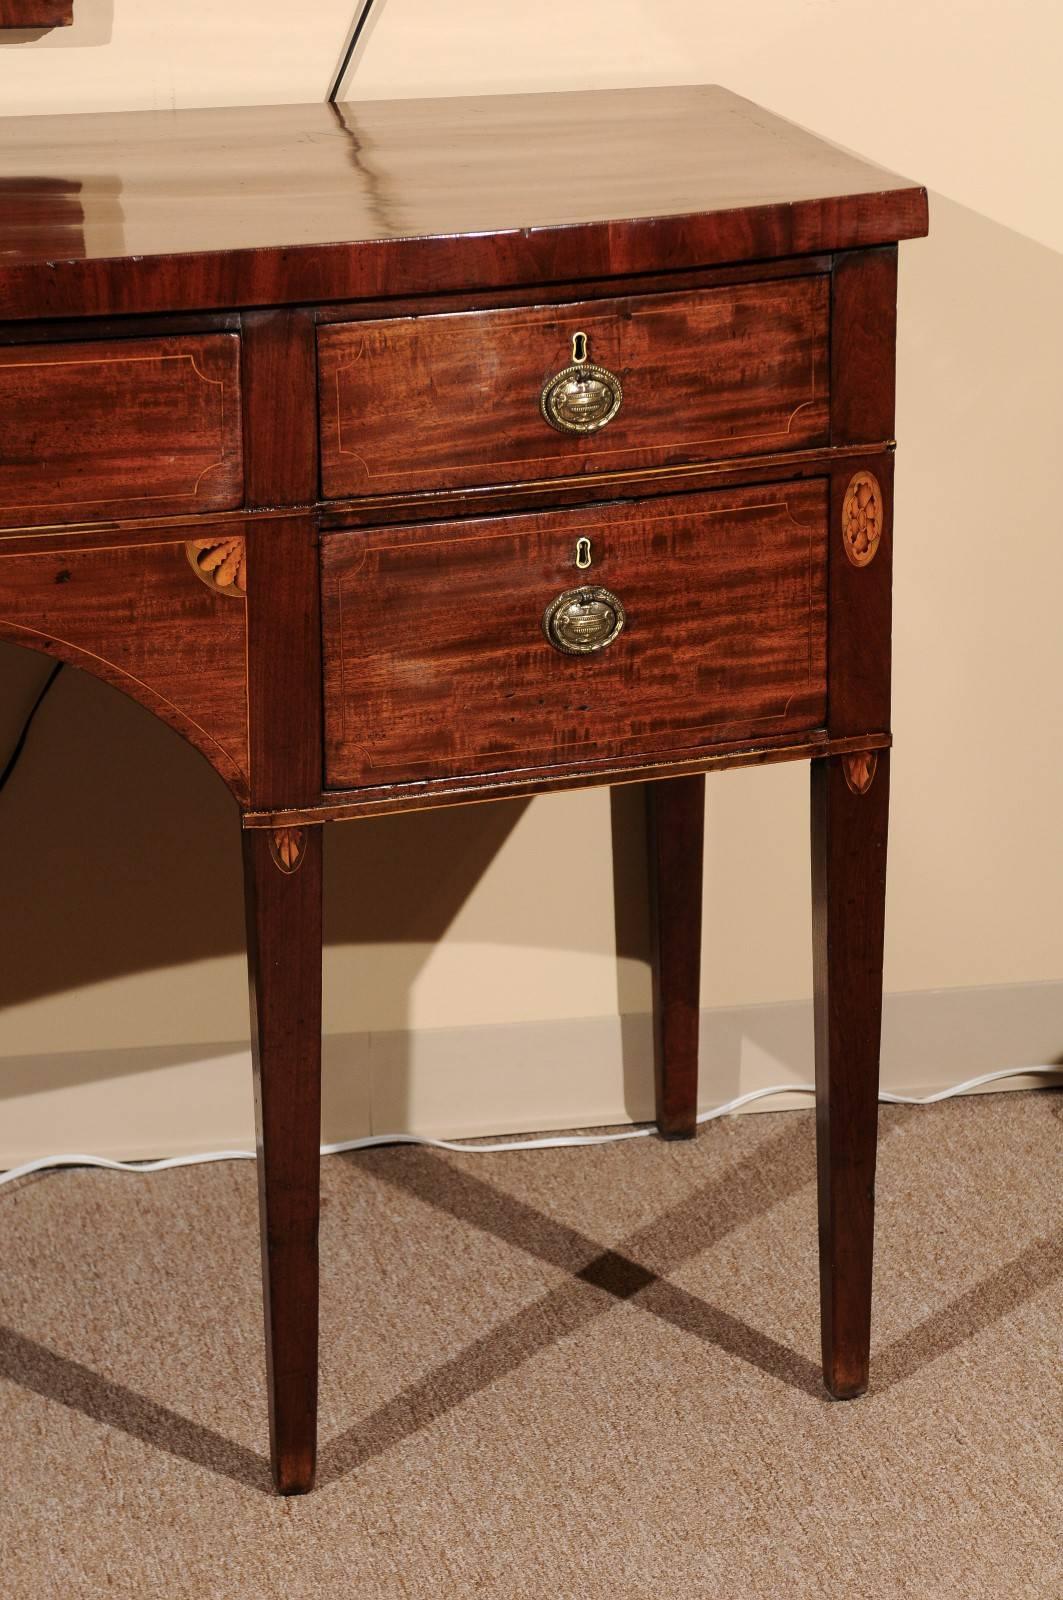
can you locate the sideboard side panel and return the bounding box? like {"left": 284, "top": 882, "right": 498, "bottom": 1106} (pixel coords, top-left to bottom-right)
{"left": 0, "top": 526, "right": 251, "bottom": 797}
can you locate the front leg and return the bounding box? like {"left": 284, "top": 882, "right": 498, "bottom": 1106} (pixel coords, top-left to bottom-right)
{"left": 243, "top": 823, "right": 323, "bottom": 1494}
{"left": 811, "top": 750, "right": 889, "bottom": 1398}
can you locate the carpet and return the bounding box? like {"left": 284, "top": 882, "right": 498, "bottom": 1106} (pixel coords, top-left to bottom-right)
{"left": 0, "top": 1090, "right": 1060, "bottom": 1597}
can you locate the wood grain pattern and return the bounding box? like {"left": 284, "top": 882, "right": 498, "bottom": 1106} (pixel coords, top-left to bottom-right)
{"left": 321, "top": 482, "right": 828, "bottom": 790}
{"left": 318, "top": 277, "right": 829, "bottom": 498}
{"left": 0, "top": 89, "right": 927, "bottom": 322}
{"left": 812, "top": 749, "right": 890, "bottom": 1398}
{"left": 0, "top": 334, "right": 243, "bottom": 529}
{"left": 647, "top": 774, "right": 705, "bottom": 1139}
{"left": 0, "top": 527, "right": 249, "bottom": 796}
{"left": 0, "top": 0, "right": 71, "bottom": 23}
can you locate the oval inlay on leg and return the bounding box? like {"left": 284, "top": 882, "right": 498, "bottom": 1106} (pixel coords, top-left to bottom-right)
{"left": 842, "top": 751, "right": 878, "bottom": 794}
{"left": 270, "top": 826, "right": 307, "bottom": 873}
{"left": 841, "top": 472, "right": 883, "bottom": 568}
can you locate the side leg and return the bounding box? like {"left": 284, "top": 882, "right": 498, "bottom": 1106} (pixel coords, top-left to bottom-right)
{"left": 811, "top": 750, "right": 889, "bottom": 1397}
{"left": 645, "top": 774, "right": 705, "bottom": 1139}
{"left": 243, "top": 823, "right": 323, "bottom": 1493}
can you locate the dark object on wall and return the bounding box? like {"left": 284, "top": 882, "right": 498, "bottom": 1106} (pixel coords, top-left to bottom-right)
{"left": 0, "top": 0, "right": 73, "bottom": 25}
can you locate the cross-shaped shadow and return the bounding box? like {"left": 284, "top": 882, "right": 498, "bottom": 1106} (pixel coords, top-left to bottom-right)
{"left": 1, "top": 1110, "right": 1060, "bottom": 1495}
{"left": 316, "top": 1119, "right": 822, "bottom": 1486}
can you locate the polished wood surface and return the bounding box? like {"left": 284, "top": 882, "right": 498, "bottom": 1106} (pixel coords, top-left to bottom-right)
{"left": 0, "top": 86, "right": 927, "bottom": 1493}
{"left": 0, "top": 334, "right": 243, "bottom": 529}
{"left": 318, "top": 275, "right": 829, "bottom": 498}
{"left": 0, "top": 88, "right": 927, "bottom": 319}
{"left": 320, "top": 483, "right": 827, "bottom": 789}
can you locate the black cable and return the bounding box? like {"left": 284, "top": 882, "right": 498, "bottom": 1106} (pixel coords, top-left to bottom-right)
{"left": 328, "top": 0, "right": 381, "bottom": 103}
{"left": 0, "top": 661, "right": 62, "bottom": 796}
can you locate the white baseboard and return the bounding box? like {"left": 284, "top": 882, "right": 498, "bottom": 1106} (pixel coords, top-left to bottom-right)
{"left": 1, "top": 981, "right": 1060, "bottom": 1167}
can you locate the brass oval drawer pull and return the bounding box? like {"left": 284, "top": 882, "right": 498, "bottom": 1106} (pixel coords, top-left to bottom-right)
{"left": 540, "top": 331, "right": 623, "bottom": 434}
{"left": 543, "top": 584, "right": 626, "bottom": 655}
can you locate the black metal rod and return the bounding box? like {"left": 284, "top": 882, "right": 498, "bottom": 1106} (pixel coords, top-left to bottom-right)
{"left": 327, "top": 0, "right": 381, "bottom": 103}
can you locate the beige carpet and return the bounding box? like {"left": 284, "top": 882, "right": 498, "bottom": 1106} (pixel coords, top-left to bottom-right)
{"left": 0, "top": 1090, "right": 1060, "bottom": 1598}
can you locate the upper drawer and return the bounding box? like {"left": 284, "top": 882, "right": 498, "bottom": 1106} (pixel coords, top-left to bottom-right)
{"left": 317, "top": 276, "right": 829, "bottom": 501}
{"left": 0, "top": 333, "right": 243, "bottom": 529}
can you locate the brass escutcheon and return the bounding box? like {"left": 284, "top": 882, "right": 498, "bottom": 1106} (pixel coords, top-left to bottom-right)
{"left": 540, "top": 331, "right": 623, "bottom": 434}
{"left": 543, "top": 585, "right": 626, "bottom": 655}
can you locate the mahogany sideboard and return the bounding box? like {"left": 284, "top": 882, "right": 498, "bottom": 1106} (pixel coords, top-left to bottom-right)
{"left": 0, "top": 87, "right": 928, "bottom": 1493}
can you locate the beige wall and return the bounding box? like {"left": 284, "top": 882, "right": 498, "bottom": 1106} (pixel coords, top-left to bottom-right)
{"left": 1, "top": 1, "right": 1060, "bottom": 1161}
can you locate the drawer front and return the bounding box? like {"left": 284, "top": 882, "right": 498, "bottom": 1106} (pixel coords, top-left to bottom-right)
{"left": 322, "top": 481, "right": 827, "bottom": 789}
{"left": 317, "top": 277, "right": 829, "bottom": 501}
{"left": 0, "top": 334, "right": 243, "bottom": 529}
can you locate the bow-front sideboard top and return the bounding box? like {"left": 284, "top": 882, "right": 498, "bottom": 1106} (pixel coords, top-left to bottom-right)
{"left": 0, "top": 87, "right": 928, "bottom": 1493}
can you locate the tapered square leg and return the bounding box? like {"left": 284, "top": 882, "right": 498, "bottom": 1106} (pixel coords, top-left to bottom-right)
{"left": 811, "top": 750, "right": 889, "bottom": 1398}
{"left": 645, "top": 774, "right": 705, "bottom": 1139}
{"left": 243, "top": 824, "right": 323, "bottom": 1494}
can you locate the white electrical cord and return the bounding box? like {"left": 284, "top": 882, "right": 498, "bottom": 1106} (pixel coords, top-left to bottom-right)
{"left": 0, "top": 1065, "right": 1057, "bottom": 1190}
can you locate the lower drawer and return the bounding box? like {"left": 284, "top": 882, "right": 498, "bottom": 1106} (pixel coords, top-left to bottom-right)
{"left": 321, "top": 481, "right": 827, "bottom": 789}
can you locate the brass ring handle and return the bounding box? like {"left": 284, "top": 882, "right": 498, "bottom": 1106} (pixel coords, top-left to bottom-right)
{"left": 540, "top": 330, "right": 623, "bottom": 434}
{"left": 543, "top": 585, "right": 626, "bottom": 655}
